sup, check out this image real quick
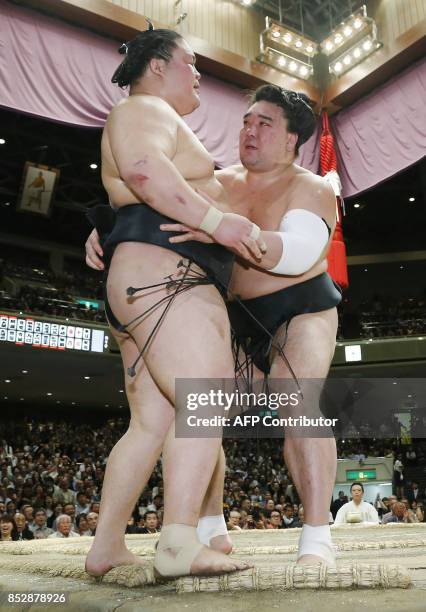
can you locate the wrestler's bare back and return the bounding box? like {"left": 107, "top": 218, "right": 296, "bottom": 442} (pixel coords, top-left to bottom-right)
{"left": 217, "top": 164, "right": 334, "bottom": 300}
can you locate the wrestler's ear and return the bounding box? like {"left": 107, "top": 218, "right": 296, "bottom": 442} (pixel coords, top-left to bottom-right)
{"left": 285, "top": 132, "right": 298, "bottom": 154}
{"left": 148, "top": 57, "right": 167, "bottom": 77}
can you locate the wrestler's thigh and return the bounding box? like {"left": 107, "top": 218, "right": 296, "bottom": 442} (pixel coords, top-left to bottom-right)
{"left": 108, "top": 244, "right": 234, "bottom": 403}
{"left": 270, "top": 307, "right": 338, "bottom": 379}
{"left": 112, "top": 331, "right": 174, "bottom": 433}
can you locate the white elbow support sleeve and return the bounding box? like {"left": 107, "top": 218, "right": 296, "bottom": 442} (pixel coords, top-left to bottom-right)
{"left": 268, "top": 208, "right": 330, "bottom": 276}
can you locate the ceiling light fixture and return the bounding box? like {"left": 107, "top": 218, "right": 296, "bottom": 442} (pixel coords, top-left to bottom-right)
{"left": 330, "top": 34, "right": 381, "bottom": 77}
{"left": 409, "top": 197, "right": 415, "bottom": 202}
{"left": 259, "top": 6, "right": 380, "bottom": 82}
{"left": 90, "top": 163, "right": 98, "bottom": 169}
{"left": 0, "top": 138, "right": 5, "bottom": 145}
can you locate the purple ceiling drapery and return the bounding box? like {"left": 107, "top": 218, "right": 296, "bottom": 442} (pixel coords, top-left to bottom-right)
{"left": 332, "top": 58, "right": 426, "bottom": 197}
{"left": 2, "top": 0, "right": 423, "bottom": 192}
{"left": 0, "top": 0, "right": 318, "bottom": 171}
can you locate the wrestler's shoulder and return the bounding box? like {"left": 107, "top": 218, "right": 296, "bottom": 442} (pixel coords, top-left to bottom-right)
{"left": 109, "top": 95, "right": 178, "bottom": 121}
{"left": 291, "top": 166, "right": 335, "bottom": 198}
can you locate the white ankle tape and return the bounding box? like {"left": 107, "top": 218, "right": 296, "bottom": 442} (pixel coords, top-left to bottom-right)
{"left": 197, "top": 514, "right": 228, "bottom": 546}
{"left": 297, "top": 523, "right": 335, "bottom": 566}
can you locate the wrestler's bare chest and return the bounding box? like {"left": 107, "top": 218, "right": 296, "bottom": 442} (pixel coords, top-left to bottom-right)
{"left": 224, "top": 171, "right": 327, "bottom": 299}
{"left": 224, "top": 172, "right": 295, "bottom": 230}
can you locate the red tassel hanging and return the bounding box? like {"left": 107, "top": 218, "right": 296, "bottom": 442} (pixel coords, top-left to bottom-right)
{"left": 320, "top": 113, "right": 349, "bottom": 290}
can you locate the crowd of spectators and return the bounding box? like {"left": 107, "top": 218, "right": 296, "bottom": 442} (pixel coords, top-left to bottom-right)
{"left": 338, "top": 294, "right": 426, "bottom": 340}
{"left": 0, "top": 286, "right": 104, "bottom": 324}
{"left": 1, "top": 416, "right": 425, "bottom": 542}
{"left": 0, "top": 256, "right": 105, "bottom": 324}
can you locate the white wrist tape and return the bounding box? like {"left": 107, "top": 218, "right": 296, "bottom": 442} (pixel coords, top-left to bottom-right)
{"left": 250, "top": 223, "right": 261, "bottom": 240}
{"left": 268, "top": 208, "right": 330, "bottom": 276}
{"left": 197, "top": 514, "right": 228, "bottom": 546}
{"left": 297, "top": 523, "right": 335, "bottom": 566}
{"left": 199, "top": 206, "right": 224, "bottom": 235}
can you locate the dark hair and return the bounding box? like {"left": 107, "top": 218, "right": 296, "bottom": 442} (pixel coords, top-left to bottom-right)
{"left": 144, "top": 510, "right": 158, "bottom": 520}
{"left": 75, "top": 513, "right": 88, "bottom": 528}
{"left": 350, "top": 481, "right": 364, "bottom": 492}
{"left": 0, "top": 513, "right": 18, "bottom": 540}
{"left": 112, "top": 29, "right": 183, "bottom": 89}
{"left": 249, "top": 84, "right": 316, "bottom": 155}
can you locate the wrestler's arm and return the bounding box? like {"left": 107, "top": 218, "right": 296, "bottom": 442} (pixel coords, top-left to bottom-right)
{"left": 225, "top": 173, "right": 336, "bottom": 272}
{"left": 162, "top": 174, "right": 335, "bottom": 274}
{"left": 107, "top": 98, "right": 264, "bottom": 259}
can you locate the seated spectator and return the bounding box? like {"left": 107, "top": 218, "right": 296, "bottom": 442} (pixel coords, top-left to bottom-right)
{"left": 75, "top": 492, "right": 90, "bottom": 515}
{"left": 53, "top": 478, "right": 75, "bottom": 506}
{"left": 63, "top": 503, "right": 77, "bottom": 529}
{"left": 374, "top": 494, "right": 388, "bottom": 519}
{"left": 86, "top": 512, "right": 98, "bottom": 535}
{"left": 414, "top": 502, "right": 424, "bottom": 523}
{"left": 244, "top": 513, "right": 257, "bottom": 530}
{"left": 6, "top": 501, "right": 16, "bottom": 516}
{"left": 227, "top": 510, "right": 242, "bottom": 531}
{"left": 331, "top": 491, "right": 348, "bottom": 519}
{"left": 89, "top": 502, "right": 100, "bottom": 515}
{"left": 48, "top": 514, "right": 80, "bottom": 538}
{"left": 334, "top": 482, "right": 379, "bottom": 525}
{"left": 382, "top": 501, "right": 411, "bottom": 524}
{"left": 0, "top": 514, "right": 18, "bottom": 541}
{"left": 75, "top": 513, "right": 91, "bottom": 536}
{"left": 267, "top": 510, "right": 283, "bottom": 529}
{"left": 47, "top": 504, "right": 63, "bottom": 529}
{"left": 139, "top": 511, "right": 160, "bottom": 534}
{"left": 31, "top": 509, "right": 53, "bottom": 539}
{"left": 400, "top": 498, "right": 419, "bottom": 523}
{"left": 125, "top": 516, "right": 143, "bottom": 535}
{"left": 21, "top": 504, "right": 34, "bottom": 526}
{"left": 14, "top": 512, "right": 34, "bottom": 540}
{"left": 282, "top": 503, "right": 295, "bottom": 528}
{"left": 291, "top": 506, "right": 304, "bottom": 528}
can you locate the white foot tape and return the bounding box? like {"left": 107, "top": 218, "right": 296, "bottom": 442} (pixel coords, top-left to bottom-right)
{"left": 297, "top": 523, "right": 336, "bottom": 566}
{"left": 197, "top": 515, "right": 228, "bottom": 546}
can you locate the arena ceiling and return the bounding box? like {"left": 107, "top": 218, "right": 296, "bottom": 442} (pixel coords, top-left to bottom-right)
{"left": 253, "top": 0, "right": 368, "bottom": 40}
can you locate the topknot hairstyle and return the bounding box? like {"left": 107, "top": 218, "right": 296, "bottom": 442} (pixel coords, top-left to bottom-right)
{"left": 111, "top": 22, "right": 182, "bottom": 89}
{"left": 250, "top": 85, "right": 316, "bottom": 155}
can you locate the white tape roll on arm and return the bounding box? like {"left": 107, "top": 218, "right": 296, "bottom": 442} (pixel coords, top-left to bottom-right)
{"left": 267, "top": 208, "right": 330, "bottom": 276}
